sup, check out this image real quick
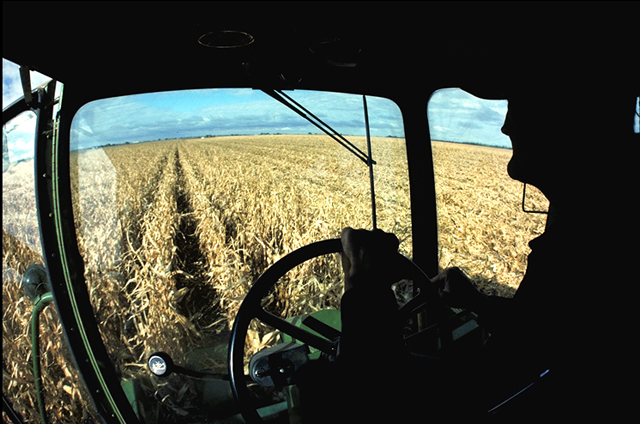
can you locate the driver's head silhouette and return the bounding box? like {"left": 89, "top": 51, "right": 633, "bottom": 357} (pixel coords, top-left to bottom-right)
{"left": 495, "top": 83, "right": 636, "bottom": 210}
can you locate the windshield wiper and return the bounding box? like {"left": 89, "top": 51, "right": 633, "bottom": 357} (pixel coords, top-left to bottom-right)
{"left": 261, "top": 89, "right": 379, "bottom": 229}
{"left": 261, "top": 89, "right": 375, "bottom": 166}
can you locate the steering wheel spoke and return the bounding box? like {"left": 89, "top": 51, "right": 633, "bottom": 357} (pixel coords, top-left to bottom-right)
{"left": 229, "top": 238, "right": 440, "bottom": 423}
{"left": 255, "top": 308, "right": 336, "bottom": 355}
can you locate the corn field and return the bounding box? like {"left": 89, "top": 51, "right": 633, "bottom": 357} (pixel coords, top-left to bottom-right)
{"left": 3, "top": 136, "right": 547, "bottom": 422}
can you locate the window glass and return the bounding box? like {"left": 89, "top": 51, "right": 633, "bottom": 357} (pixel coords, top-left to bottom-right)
{"left": 428, "top": 88, "right": 549, "bottom": 297}
{"left": 635, "top": 96, "right": 639, "bottom": 134}
{"left": 3, "top": 106, "right": 97, "bottom": 422}
{"left": 2, "top": 58, "right": 53, "bottom": 107}
{"left": 70, "top": 88, "right": 410, "bottom": 422}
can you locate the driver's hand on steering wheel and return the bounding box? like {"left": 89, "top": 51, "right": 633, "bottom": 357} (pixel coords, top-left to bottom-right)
{"left": 340, "top": 227, "right": 403, "bottom": 292}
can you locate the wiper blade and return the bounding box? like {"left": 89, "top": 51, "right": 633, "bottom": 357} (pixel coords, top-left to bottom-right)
{"left": 262, "top": 89, "right": 379, "bottom": 229}
{"left": 261, "top": 89, "right": 375, "bottom": 166}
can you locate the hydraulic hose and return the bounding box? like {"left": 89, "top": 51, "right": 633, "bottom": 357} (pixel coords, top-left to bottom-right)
{"left": 31, "top": 292, "right": 54, "bottom": 424}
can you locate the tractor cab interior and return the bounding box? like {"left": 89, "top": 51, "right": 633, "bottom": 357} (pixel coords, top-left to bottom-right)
{"left": 3, "top": 2, "right": 637, "bottom": 424}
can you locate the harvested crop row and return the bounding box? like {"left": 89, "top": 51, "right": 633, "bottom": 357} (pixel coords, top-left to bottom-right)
{"left": 3, "top": 135, "right": 546, "bottom": 422}
{"left": 176, "top": 135, "right": 401, "bottom": 314}
{"left": 174, "top": 134, "right": 410, "bottom": 357}
{"left": 73, "top": 142, "right": 209, "bottom": 418}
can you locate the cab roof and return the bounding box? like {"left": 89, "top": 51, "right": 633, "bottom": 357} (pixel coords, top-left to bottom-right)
{"left": 3, "top": 1, "right": 637, "bottom": 101}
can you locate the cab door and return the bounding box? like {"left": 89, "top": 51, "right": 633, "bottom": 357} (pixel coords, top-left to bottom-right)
{"left": 3, "top": 61, "right": 137, "bottom": 424}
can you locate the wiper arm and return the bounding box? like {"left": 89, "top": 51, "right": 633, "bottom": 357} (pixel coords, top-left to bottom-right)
{"left": 261, "top": 89, "right": 375, "bottom": 166}
{"left": 262, "top": 89, "right": 379, "bottom": 229}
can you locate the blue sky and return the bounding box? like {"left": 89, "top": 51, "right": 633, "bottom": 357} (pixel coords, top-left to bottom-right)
{"left": 3, "top": 57, "right": 512, "bottom": 162}
{"left": 70, "top": 88, "right": 407, "bottom": 150}
{"left": 428, "top": 88, "right": 510, "bottom": 148}
{"left": 3, "top": 59, "right": 56, "bottom": 163}
{"left": 3, "top": 59, "right": 53, "bottom": 107}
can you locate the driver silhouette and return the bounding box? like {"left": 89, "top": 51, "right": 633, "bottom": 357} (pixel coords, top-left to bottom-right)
{"left": 325, "top": 83, "right": 637, "bottom": 422}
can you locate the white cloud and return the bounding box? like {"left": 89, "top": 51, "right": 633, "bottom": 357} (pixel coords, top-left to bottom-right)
{"left": 428, "top": 88, "right": 510, "bottom": 148}
{"left": 3, "top": 59, "right": 23, "bottom": 108}
{"left": 4, "top": 111, "right": 37, "bottom": 161}
{"left": 3, "top": 58, "right": 52, "bottom": 109}
{"left": 69, "top": 89, "right": 406, "bottom": 149}
{"left": 461, "top": 100, "right": 482, "bottom": 109}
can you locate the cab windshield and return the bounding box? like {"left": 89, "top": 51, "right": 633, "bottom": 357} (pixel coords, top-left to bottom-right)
{"left": 69, "top": 88, "right": 410, "bottom": 422}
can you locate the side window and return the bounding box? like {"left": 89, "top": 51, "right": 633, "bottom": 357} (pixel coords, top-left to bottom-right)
{"left": 635, "top": 96, "right": 639, "bottom": 134}
{"left": 428, "top": 88, "right": 548, "bottom": 297}
{"left": 3, "top": 61, "right": 96, "bottom": 422}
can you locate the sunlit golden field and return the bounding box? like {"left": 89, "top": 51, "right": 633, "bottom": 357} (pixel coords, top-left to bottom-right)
{"left": 3, "top": 161, "right": 96, "bottom": 423}
{"left": 432, "top": 141, "right": 549, "bottom": 296}
{"left": 3, "top": 135, "right": 547, "bottom": 422}
{"left": 72, "top": 135, "right": 413, "bottom": 371}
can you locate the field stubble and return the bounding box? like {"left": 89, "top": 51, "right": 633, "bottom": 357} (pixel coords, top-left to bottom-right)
{"left": 3, "top": 160, "right": 97, "bottom": 423}
{"left": 3, "top": 135, "right": 547, "bottom": 422}
{"left": 432, "top": 141, "right": 548, "bottom": 296}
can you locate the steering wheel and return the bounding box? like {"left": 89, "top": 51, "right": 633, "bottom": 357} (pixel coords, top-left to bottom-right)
{"left": 228, "top": 238, "right": 442, "bottom": 423}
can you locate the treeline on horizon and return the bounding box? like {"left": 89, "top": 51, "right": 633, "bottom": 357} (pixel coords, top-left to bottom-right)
{"left": 91, "top": 133, "right": 511, "bottom": 151}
